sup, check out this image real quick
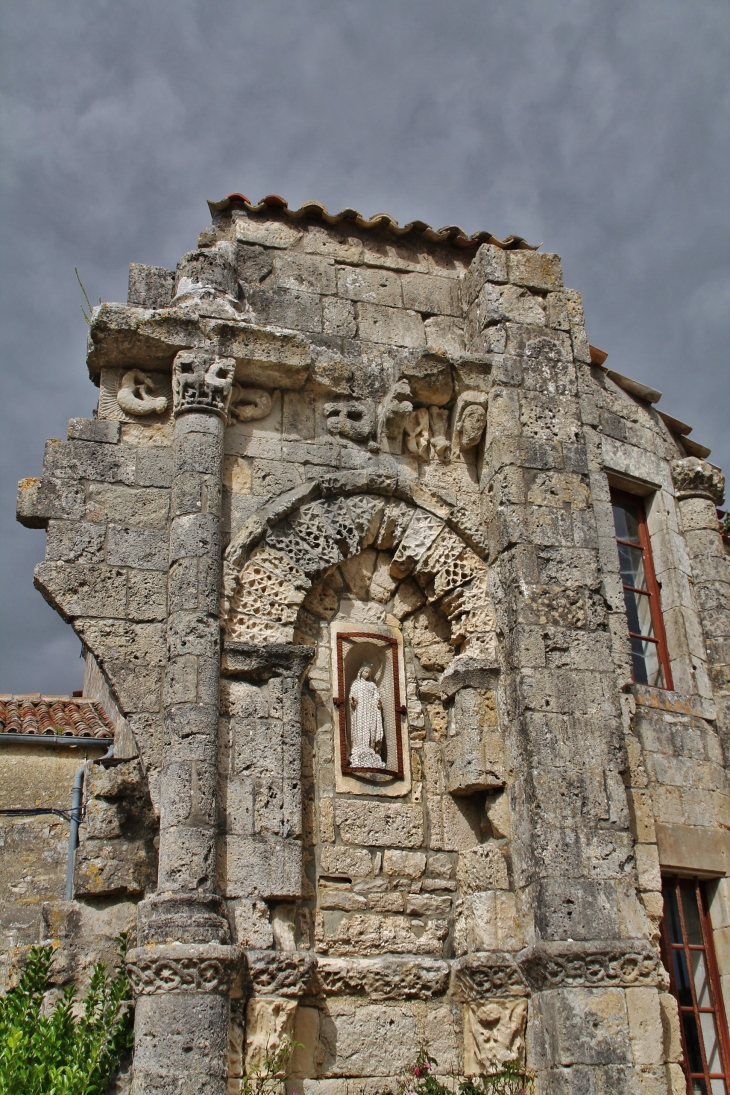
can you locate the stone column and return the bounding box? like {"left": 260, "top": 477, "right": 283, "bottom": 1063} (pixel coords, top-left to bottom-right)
{"left": 128, "top": 349, "right": 242, "bottom": 1095}
{"left": 672, "top": 457, "right": 729, "bottom": 754}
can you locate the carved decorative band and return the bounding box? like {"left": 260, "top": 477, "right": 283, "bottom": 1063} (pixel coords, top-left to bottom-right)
{"left": 126, "top": 944, "right": 243, "bottom": 997}
{"left": 519, "top": 943, "right": 666, "bottom": 992}
{"left": 452, "top": 955, "right": 528, "bottom": 1000}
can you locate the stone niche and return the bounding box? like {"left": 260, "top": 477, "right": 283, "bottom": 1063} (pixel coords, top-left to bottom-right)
{"left": 330, "top": 620, "right": 411, "bottom": 794}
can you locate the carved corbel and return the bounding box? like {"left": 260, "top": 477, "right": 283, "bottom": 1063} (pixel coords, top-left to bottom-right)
{"left": 377, "top": 379, "right": 413, "bottom": 454}
{"left": 671, "top": 456, "right": 725, "bottom": 505}
{"left": 172, "top": 350, "right": 236, "bottom": 418}
{"left": 323, "top": 400, "right": 376, "bottom": 443}
{"left": 453, "top": 391, "right": 488, "bottom": 454}
{"left": 229, "top": 384, "right": 272, "bottom": 423}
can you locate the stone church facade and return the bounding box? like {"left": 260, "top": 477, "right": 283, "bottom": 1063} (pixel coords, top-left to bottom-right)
{"left": 7, "top": 194, "right": 730, "bottom": 1092}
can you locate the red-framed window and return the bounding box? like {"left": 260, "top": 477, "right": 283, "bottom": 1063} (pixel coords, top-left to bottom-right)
{"left": 611, "top": 489, "right": 673, "bottom": 689}
{"left": 661, "top": 877, "right": 730, "bottom": 1094}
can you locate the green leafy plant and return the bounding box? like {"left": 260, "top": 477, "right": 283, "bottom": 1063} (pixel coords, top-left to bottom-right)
{"left": 392, "top": 1046, "right": 534, "bottom": 1095}
{"left": 0, "top": 934, "right": 133, "bottom": 1095}
{"left": 240, "top": 1034, "right": 303, "bottom": 1095}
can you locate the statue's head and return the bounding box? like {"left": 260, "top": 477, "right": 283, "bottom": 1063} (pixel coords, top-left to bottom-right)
{"left": 359, "top": 662, "right": 373, "bottom": 680}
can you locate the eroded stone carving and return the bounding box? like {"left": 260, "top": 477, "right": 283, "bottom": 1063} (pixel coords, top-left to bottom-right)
{"left": 229, "top": 384, "right": 272, "bottom": 422}
{"left": 172, "top": 349, "right": 236, "bottom": 417}
{"left": 116, "top": 369, "right": 169, "bottom": 416}
{"left": 453, "top": 391, "right": 488, "bottom": 452}
{"left": 404, "top": 407, "right": 431, "bottom": 460}
{"left": 245, "top": 997, "right": 297, "bottom": 1072}
{"left": 463, "top": 999, "right": 528, "bottom": 1075}
{"left": 324, "top": 400, "right": 376, "bottom": 443}
{"left": 672, "top": 456, "right": 725, "bottom": 504}
{"left": 429, "top": 406, "right": 451, "bottom": 461}
{"left": 378, "top": 380, "right": 413, "bottom": 453}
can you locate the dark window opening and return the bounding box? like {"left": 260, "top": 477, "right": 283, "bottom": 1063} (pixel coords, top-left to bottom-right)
{"left": 661, "top": 876, "right": 730, "bottom": 1094}
{"left": 611, "top": 489, "right": 673, "bottom": 689}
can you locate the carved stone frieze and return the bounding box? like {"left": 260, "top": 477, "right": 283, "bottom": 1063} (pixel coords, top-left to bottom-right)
{"left": 518, "top": 941, "right": 667, "bottom": 991}
{"left": 172, "top": 349, "right": 236, "bottom": 418}
{"left": 244, "top": 949, "right": 318, "bottom": 998}
{"left": 671, "top": 456, "right": 725, "bottom": 505}
{"left": 314, "top": 955, "right": 450, "bottom": 1000}
{"left": 126, "top": 943, "right": 244, "bottom": 997}
{"left": 451, "top": 953, "right": 528, "bottom": 1000}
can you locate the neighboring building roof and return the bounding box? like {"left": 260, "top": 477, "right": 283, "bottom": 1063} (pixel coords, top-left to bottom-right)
{"left": 207, "top": 193, "right": 537, "bottom": 251}
{"left": 0, "top": 696, "right": 114, "bottom": 739}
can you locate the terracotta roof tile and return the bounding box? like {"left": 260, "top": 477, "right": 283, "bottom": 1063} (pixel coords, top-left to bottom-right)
{"left": 207, "top": 194, "right": 537, "bottom": 251}
{"left": 0, "top": 695, "right": 114, "bottom": 739}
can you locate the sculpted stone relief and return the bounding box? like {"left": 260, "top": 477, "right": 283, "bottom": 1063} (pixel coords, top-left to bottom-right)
{"left": 463, "top": 999, "right": 528, "bottom": 1075}
{"left": 98, "top": 367, "right": 173, "bottom": 421}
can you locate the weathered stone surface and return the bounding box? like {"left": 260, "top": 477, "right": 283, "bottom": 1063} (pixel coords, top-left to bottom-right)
{"left": 336, "top": 801, "right": 424, "bottom": 848}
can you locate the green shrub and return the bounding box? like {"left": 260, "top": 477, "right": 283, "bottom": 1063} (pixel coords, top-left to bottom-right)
{"left": 0, "top": 935, "right": 133, "bottom": 1095}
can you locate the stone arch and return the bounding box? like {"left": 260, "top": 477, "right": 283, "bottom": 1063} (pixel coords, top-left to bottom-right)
{"left": 221, "top": 474, "right": 498, "bottom": 662}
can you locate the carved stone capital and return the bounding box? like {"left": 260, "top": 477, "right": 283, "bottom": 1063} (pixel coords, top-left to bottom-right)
{"left": 517, "top": 941, "right": 667, "bottom": 991}
{"left": 172, "top": 349, "right": 236, "bottom": 418}
{"left": 221, "top": 641, "right": 315, "bottom": 681}
{"left": 672, "top": 457, "right": 725, "bottom": 505}
{"left": 137, "top": 893, "right": 231, "bottom": 945}
{"left": 126, "top": 943, "right": 244, "bottom": 997}
{"left": 452, "top": 953, "right": 528, "bottom": 1000}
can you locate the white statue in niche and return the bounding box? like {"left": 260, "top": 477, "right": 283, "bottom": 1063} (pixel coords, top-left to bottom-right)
{"left": 349, "top": 663, "right": 386, "bottom": 769}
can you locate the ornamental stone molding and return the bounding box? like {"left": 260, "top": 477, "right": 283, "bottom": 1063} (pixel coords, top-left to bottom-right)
{"left": 451, "top": 953, "right": 528, "bottom": 1000}
{"left": 517, "top": 941, "right": 667, "bottom": 991}
{"left": 126, "top": 943, "right": 244, "bottom": 997}
{"left": 671, "top": 456, "right": 725, "bottom": 505}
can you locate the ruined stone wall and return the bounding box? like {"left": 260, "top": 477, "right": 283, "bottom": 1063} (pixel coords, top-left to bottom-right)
{"left": 12, "top": 199, "right": 729, "bottom": 1093}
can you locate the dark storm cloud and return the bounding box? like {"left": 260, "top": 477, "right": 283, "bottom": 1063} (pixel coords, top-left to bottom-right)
{"left": 1, "top": 0, "right": 728, "bottom": 691}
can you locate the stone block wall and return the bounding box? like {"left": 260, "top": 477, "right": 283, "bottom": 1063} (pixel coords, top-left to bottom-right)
{"left": 10, "top": 198, "right": 728, "bottom": 1093}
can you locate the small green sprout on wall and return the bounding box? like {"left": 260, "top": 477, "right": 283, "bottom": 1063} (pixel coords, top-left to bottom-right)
{"left": 0, "top": 934, "right": 133, "bottom": 1095}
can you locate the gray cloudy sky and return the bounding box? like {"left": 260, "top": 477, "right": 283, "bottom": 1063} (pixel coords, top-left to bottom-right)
{"left": 1, "top": 0, "right": 728, "bottom": 694}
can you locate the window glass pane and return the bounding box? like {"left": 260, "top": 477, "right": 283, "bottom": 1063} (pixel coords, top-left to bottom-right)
{"left": 630, "top": 636, "right": 665, "bottom": 688}
{"left": 692, "top": 950, "right": 712, "bottom": 1008}
{"left": 612, "top": 500, "right": 641, "bottom": 543}
{"left": 665, "top": 883, "right": 683, "bottom": 944}
{"left": 683, "top": 887, "right": 704, "bottom": 946}
{"left": 624, "top": 589, "right": 656, "bottom": 638}
{"left": 693, "top": 1083, "right": 708, "bottom": 1095}
{"left": 701, "top": 1011, "right": 722, "bottom": 1075}
{"left": 710, "top": 1080, "right": 727, "bottom": 1094}
{"left": 683, "top": 1011, "right": 706, "bottom": 1073}
{"left": 674, "top": 949, "right": 694, "bottom": 1006}
{"left": 618, "top": 541, "right": 648, "bottom": 590}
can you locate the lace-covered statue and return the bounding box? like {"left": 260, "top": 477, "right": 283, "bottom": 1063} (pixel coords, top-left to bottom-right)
{"left": 349, "top": 662, "right": 386, "bottom": 769}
